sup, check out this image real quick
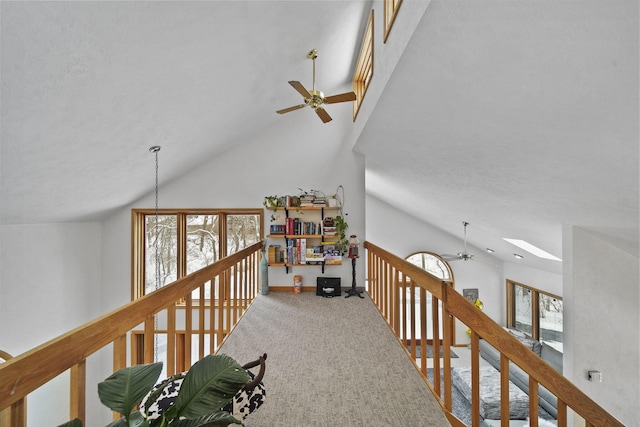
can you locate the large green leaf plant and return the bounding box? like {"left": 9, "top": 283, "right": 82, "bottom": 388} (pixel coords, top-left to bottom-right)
{"left": 60, "top": 354, "right": 250, "bottom": 427}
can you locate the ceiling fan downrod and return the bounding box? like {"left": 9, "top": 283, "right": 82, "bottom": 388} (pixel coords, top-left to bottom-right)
{"left": 307, "top": 49, "right": 324, "bottom": 108}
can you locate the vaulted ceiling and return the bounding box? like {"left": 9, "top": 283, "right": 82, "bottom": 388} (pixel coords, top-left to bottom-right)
{"left": 2, "top": 1, "right": 638, "bottom": 274}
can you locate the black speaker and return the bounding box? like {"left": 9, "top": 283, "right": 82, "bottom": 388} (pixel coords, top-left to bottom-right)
{"left": 316, "top": 277, "right": 341, "bottom": 297}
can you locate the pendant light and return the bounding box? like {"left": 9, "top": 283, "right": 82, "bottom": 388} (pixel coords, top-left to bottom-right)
{"left": 149, "top": 145, "right": 161, "bottom": 362}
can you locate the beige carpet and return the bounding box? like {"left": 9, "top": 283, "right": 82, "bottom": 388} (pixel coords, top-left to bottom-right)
{"left": 217, "top": 291, "right": 450, "bottom": 427}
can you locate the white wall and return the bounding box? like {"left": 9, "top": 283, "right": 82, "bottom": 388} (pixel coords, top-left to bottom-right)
{"left": 0, "top": 223, "right": 102, "bottom": 350}
{"left": 564, "top": 226, "right": 639, "bottom": 426}
{"left": 0, "top": 222, "right": 103, "bottom": 426}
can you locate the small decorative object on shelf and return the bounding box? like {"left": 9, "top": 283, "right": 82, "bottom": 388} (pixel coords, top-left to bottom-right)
{"left": 345, "top": 235, "right": 364, "bottom": 299}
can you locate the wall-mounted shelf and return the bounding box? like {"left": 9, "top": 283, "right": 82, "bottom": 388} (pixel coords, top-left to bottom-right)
{"left": 265, "top": 203, "right": 342, "bottom": 274}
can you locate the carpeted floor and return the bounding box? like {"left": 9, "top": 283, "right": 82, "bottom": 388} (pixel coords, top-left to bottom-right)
{"left": 217, "top": 291, "right": 450, "bottom": 426}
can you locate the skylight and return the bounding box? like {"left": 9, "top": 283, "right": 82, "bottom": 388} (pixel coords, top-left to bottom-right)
{"left": 503, "top": 238, "right": 562, "bottom": 261}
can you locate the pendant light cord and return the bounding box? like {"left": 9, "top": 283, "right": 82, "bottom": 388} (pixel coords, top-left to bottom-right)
{"left": 150, "top": 146, "right": 161, "bottom": 362}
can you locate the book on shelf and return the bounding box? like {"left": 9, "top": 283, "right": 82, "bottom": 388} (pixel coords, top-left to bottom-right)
{"left": 268, "top": 245, "right": 277, "bottom": 264}
{"left": 285, "top": 217, "right": 295, "bottom": 235}
{"left": 299, "top": 194, "right": 315, "bottom": 207}
{"left": 287, "top": 239, "right": 295, "bottom": 264}
{"left": 312, "top": 195, "right": 327, "bottom": 207}
{"left": 297, "top": 238, "right": 306, "bottom": 263}
{"left": 270, "top": 224, "right": 285, "bottom": 234}
{"left": 323, "top": 226, "right": 336, "bottom": 236}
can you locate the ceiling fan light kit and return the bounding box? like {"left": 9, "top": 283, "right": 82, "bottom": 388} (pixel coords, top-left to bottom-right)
{"left": 276, "top": 49, "right": 356, "bottom": 123}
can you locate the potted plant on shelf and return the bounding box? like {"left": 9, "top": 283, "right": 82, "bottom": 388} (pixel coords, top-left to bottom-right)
{"left": 263, "top": 195, "right": 281, "bottom": 209}
{"left": 263, "top": 195, "right": 282, "bottom": 221}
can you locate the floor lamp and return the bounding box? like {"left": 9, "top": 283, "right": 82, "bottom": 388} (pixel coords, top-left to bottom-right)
{"left": 345, "top": 235, "right": 364, "bottom": 298}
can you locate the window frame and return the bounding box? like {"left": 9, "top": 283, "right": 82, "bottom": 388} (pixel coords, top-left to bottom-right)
{"left": 383, "top": 0, "right": 402, "bottom": 43}
{"left": 404, "top": 251, "right": 454, "bottom": 281}
{"left": 131, "top": 208, "right": 263, "bottom": 301}
{"left": 403, "top": 251, "right": 456, "bottom": 344}
{"left": 506, "top": 279, "right": 562, "bottom": 347}
{"left": 353, "top": 10, "right": 374, "bottom": 121}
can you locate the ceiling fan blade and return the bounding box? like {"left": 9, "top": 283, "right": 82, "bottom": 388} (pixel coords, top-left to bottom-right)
{"left": 276, "top": 104, "right": 306, "bottom": 114}
{"left": 324, "top": 91, "right": 356, "bottom": 104}
{"left": 315, "top": 107, "right": 332, "bottom": 123}
{"left": 288, "top": 81, "right": 311, "bottom": 99}
{"left": 441, "top": 254, "right": 462, "bottom": 261}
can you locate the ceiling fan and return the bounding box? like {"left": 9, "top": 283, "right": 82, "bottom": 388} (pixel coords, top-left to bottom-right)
{"left": 276, "top": 49, "right": 356, "bottom": 123}
{"left": 442, "top": 221, "right": 475, "bottom": 262}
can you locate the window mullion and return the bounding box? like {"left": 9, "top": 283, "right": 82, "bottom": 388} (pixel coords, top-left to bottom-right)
{"left": 531, "top": 290, "right": 539, "bottom": 340}
{"left": 220, "top": 213, "right": 228, "bottom": 258}
{"left": 177, "top": 213, "right": 187, "bottom": 279}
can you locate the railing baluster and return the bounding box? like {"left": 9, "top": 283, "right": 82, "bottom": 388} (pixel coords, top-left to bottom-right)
{"left": 470, "top": 332, "right": 480, "bottom": 427}
{"left": 70, "top": 360, "right": 86, "bottom": 423}
{"left": 113, "top": 334, "right": 126, "bottom": 372}
{"left": 500, "top": 353, "right": 510, "bottom": 427}
{"left": 419, "top": 286, "right": 427, "bottom": 375}
{"left": 144, "top": 315, "right": 155, "bottom": 364}
{"left": 529, "top": 375, "right": 539, "bottom": 425}
{"left": 199, "top": 283, "right": 206, "bottom": 360}
{"left": 167, "top": 303, "right": 176, "bottom": 376}
{"left": 209, "top": 280, "right": 216, "bottom": 355}
{"left": 409, "top": 280, "right": 417, "bottom": 359}
{"left": 390, "top": 267, "right": 395, "bottom": 321}
{"left": 432, "top": 294, "right": 441, "bottom": 396}
{"left": 185, "top": 291, "right": 193, "bottom": 367}
{"left": 557, "top": 400, "right": 568, "bottom": 427}
{"left": 442, "top": 283, "right": 453, "bottom": 414}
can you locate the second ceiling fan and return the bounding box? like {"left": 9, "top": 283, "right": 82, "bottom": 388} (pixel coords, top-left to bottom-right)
{"left": 442, "top": 221, "right": 476, "bottom": 262}
{"left": 276, "top": 49, "right": 356, "bottom": 123}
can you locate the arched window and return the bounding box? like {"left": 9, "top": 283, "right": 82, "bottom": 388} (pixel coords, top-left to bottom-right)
{"left": 405, "top": 251, "right": 453, "bottom": 281}
{"left": 402, "top": 251, "right": 456, "bottom": 345}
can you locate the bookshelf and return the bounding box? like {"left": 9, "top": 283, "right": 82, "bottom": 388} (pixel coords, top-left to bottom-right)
{"left": 265, "top": 204, "right": 343, "bottom": 274}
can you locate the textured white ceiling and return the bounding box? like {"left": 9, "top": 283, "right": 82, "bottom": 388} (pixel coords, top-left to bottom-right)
{"left": 357, "top": 0, "right": 639, "bottom": 271}
{"left": 1, "top": 1, "right": 638, "bottom": 274}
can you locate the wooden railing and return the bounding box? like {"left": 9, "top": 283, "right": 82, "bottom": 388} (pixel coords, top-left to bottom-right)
{"left": 0, "top": 242, "right": 262, "bottom": 426}
{"left": 365, "top": 241, "right": 624, "bottom": 427}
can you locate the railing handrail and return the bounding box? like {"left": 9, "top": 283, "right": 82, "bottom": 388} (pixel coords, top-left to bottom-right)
{"left": 364, "top": 240, "right": 624, "bottom": 427}
{"left": 0, "top": 242, "right": 262, "bottom": 411}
